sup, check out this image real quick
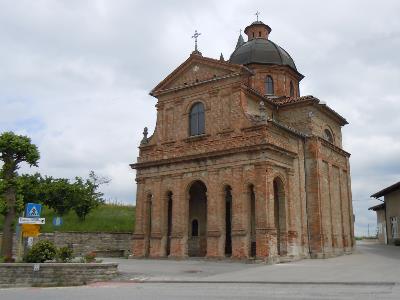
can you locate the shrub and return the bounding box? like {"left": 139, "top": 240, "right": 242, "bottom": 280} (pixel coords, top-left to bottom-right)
{"left": 24, "top": 240, "right": 57, "bottom": 263}
{"left": 84, "top": 251, "right": 96, "bottom": 263}
{"left": 57, "top": 247, "right": 74, "bottom": 262}
{"left": 1, "top": 255, "right": 15, "bottom": 263}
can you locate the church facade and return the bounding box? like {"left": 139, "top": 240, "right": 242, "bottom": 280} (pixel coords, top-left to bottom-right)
{"left": 131, "top": 20, "right": 354, "bottom": 261}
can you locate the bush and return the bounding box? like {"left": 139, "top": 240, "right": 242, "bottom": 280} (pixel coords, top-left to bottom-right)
{"left": 84, "top": 251, "right": 96, "bottom": 263}
{"left": 57, "top": 247, "right": 74, "bottom": 262}
{"left": 24, "top": 240, "right": 57, "bottom": 263}
{"left": 1, "top": 255, "right": 15, "bottom": 263}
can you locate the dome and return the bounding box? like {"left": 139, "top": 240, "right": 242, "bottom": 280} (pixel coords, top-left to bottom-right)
{"left": 229, "top": 38, "right": 298, "bottom": 71}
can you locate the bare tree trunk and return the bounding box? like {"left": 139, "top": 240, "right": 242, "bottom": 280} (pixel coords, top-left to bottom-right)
{"left": 1, "top": 189, "right": 16, "bottom": 258}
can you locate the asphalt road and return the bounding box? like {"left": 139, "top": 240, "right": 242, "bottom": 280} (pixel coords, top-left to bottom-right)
{"left": 1, "top": 241, "right": 400, "bottom": 300}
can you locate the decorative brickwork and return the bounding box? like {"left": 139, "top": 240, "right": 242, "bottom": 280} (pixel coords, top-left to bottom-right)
{"left": 131, "top": 20, "right": 354, "bottom": 261}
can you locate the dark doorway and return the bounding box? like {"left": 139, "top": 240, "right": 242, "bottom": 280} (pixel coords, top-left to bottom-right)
{"left": 166, "top": 191, "right": 173, "bottom": 256}
{"left": 225, "top": 186, "right": 232, "bottom": 256}
{"left": 273, "top": 178, "right": 286, "bottom": 256}
{"left": 249, "top": 185, "right": 256, "bottom": 257}
{"left": 145, "top": 193, "right": 152, "bottom": 257}
{"left": 188, "top": 181, "right": 207, "bottom": 257}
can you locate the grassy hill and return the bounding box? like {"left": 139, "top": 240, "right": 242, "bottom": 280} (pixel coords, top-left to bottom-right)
{"left": 0, "top": 204, "right": 135, "bottom": 233}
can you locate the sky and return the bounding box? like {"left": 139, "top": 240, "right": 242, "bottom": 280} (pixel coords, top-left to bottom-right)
{"left": 1, "top": 0, "right": 399, "bottom": 236}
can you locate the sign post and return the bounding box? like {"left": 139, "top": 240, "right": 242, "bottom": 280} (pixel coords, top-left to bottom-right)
{"left": 19, "top": 217, "right": 46, "bottom": 225}
{"left": 22, "top": 224, "right": 41, "bottom": 237}
{"left": 16, "top": 203, "right": 45, "bottom": 261}
{"left": 25, "top": 203, "right": 42, "bottom": 218}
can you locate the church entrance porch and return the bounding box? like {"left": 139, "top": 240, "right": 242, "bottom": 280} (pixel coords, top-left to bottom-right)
{"left": 188, "top": 181, "right": 207, "bottom": 257}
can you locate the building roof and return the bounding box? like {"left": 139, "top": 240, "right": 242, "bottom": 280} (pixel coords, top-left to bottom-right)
{"left": 371, "top": 181, "right": 400, "bottom": 198}
{"left": 368, "top": 203, "right": 385, "bottom": 211}
{"left": 229, "top": 38, "right": 300, "bottom": 75}
{"left": 273, "top": 95, "right": 316, "bottom": 105}
{"left": 274, "top": 95, "right": 349, "bottom": 125}
{"left": 235, "top": 34, "right": 245, "bottom": 49}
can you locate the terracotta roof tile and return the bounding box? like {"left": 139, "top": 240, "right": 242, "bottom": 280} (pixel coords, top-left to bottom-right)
{"left": 273, "top": 95, "right": 318, "bottom": 105}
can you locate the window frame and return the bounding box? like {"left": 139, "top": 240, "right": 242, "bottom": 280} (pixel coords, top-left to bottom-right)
{"left": 265, "top": 75, "right": 274, "bottom": 95}
{"left": 290, "top": 81, "right": 295, "bottom": 97}
{"left": 324, "top": 128, "right": 334, "bottom": 143}
{"left": 191, "top": 219, "right": 199, "bottom": 237}
{"left": 189, "top": 102, "right": 205, "bottom": 136}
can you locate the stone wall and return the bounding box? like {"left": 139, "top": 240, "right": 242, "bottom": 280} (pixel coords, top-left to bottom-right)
{"left": 0, "top": 232, "right": 133, "bottom": 257}
{"left": 0, "top": 263, "right": 118, "bottom": 287}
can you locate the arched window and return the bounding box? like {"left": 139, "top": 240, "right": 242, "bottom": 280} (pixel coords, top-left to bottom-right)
{"left": 265, "top": 76, "right": 274, "bottom": 95}
{"left": 189, "top": 102, "right": 205, "bottom": 136}
{"left": 290, "top": 81, "right": 294, "bottom": 97}
{"left": 324, "top": 129, "right": 334, "bottom": 143}
{"left": 191, "top": 219, "right": 199, "bottom": 236}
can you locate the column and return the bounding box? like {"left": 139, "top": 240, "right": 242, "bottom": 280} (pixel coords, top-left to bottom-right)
{"left": 265, "top": 165, "right": 278, "bottom": 259}
{"left": 132, "top": 178, "right": 146, "bottom": 257}
{"left": 231, "top": 166, "right": 247, "bottom": 258}
{"left": 286, "top": 169, "right": 299, "bottom": 256}
{"left": 170, "top": 175, "right": 187, "bottom": 257}
{"left": 207, "top": 171, "right": 224, "bottom": 257}
{"left": 254, "top": 164, "right": 270, "bottom": 258}
{"left": 149, "top": 178, "right": 162, "bottom": 257}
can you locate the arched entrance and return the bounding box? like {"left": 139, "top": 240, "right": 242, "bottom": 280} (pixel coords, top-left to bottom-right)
{"left": 188, "top": 181, "right": 207, "bottom": 257}
{"left": 166, "top": 191, "right": 173, "bottom": 256}
{"left": 249, "top": 184, "right": 256, "bottom": 257}
{"left": 273, "top": 177, "right": 287, "bottom": 256}
{"left": 224, "top": 186, "right": 232, "bottom": 256}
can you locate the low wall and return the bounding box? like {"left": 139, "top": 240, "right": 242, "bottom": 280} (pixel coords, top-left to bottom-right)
{"left": 39, "top": 232, "right": 133, "bottom": 257}
{"left": 0, "top": 263, "right": 118, "bottom": 287}
{"left": 0, "top": 232, "right": 133, "bottom": 257}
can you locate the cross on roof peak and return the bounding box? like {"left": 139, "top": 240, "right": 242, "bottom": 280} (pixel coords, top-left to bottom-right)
{"left": 255, "top": 11, "right": 260, "bottom": 21}
{"left": 191, "top": 30, "right": 201, "bottom": 53}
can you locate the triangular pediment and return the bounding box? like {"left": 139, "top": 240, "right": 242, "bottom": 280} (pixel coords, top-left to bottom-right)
{"left": 151, "top": 54, "right": 250, "bottom": 96}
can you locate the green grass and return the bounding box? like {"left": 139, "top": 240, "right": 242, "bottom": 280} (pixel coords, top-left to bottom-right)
{"left": 0, "top": 204, "right": 135, "bottom": 233}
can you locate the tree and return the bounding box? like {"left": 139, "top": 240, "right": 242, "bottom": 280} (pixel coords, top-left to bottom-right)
{"left": 15, "top": 171, "right": 108, "bottom": 221}
{"left": 0, "top": 132, "right": 39, "bottom": 258}
{"left": 72, "top": 171, "right": 108, "bottom": 221}
{"left": 17, "top": 173, "right": 44, "bottom": 206}
{"left": 40, "top": 177, "right": 76, "bottom": 216}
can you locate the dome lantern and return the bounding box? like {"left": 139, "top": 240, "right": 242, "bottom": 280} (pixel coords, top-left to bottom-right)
{"left": 244, "top": 21, "right": 272, "bottom": 41}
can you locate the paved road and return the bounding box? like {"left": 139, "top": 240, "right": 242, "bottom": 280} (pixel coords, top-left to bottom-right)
{"left": 2, "top": 242, "right": 400, "bottom": 300}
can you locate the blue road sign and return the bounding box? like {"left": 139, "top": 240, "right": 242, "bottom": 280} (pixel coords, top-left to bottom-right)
{"left": 25, "top": 203, "right": 42, "bottom": 218}
{"left": 53, "top": 217, "right": 63, "bottom": 226}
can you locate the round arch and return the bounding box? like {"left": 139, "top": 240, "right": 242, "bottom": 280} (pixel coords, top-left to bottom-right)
{"left": 187, "top": 180, "right": 208, "bottom": 257}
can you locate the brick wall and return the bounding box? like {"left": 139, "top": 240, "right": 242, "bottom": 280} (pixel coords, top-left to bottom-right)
{"left": 0, "top": 263, "right": 118, "bottom": 287}
{"left": 0, "top": 232, "right": 133, "bottom": 257}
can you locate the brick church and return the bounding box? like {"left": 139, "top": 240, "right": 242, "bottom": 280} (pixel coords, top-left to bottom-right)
{"left": 131, "top": 19, "right": 355, "bottom": 261}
